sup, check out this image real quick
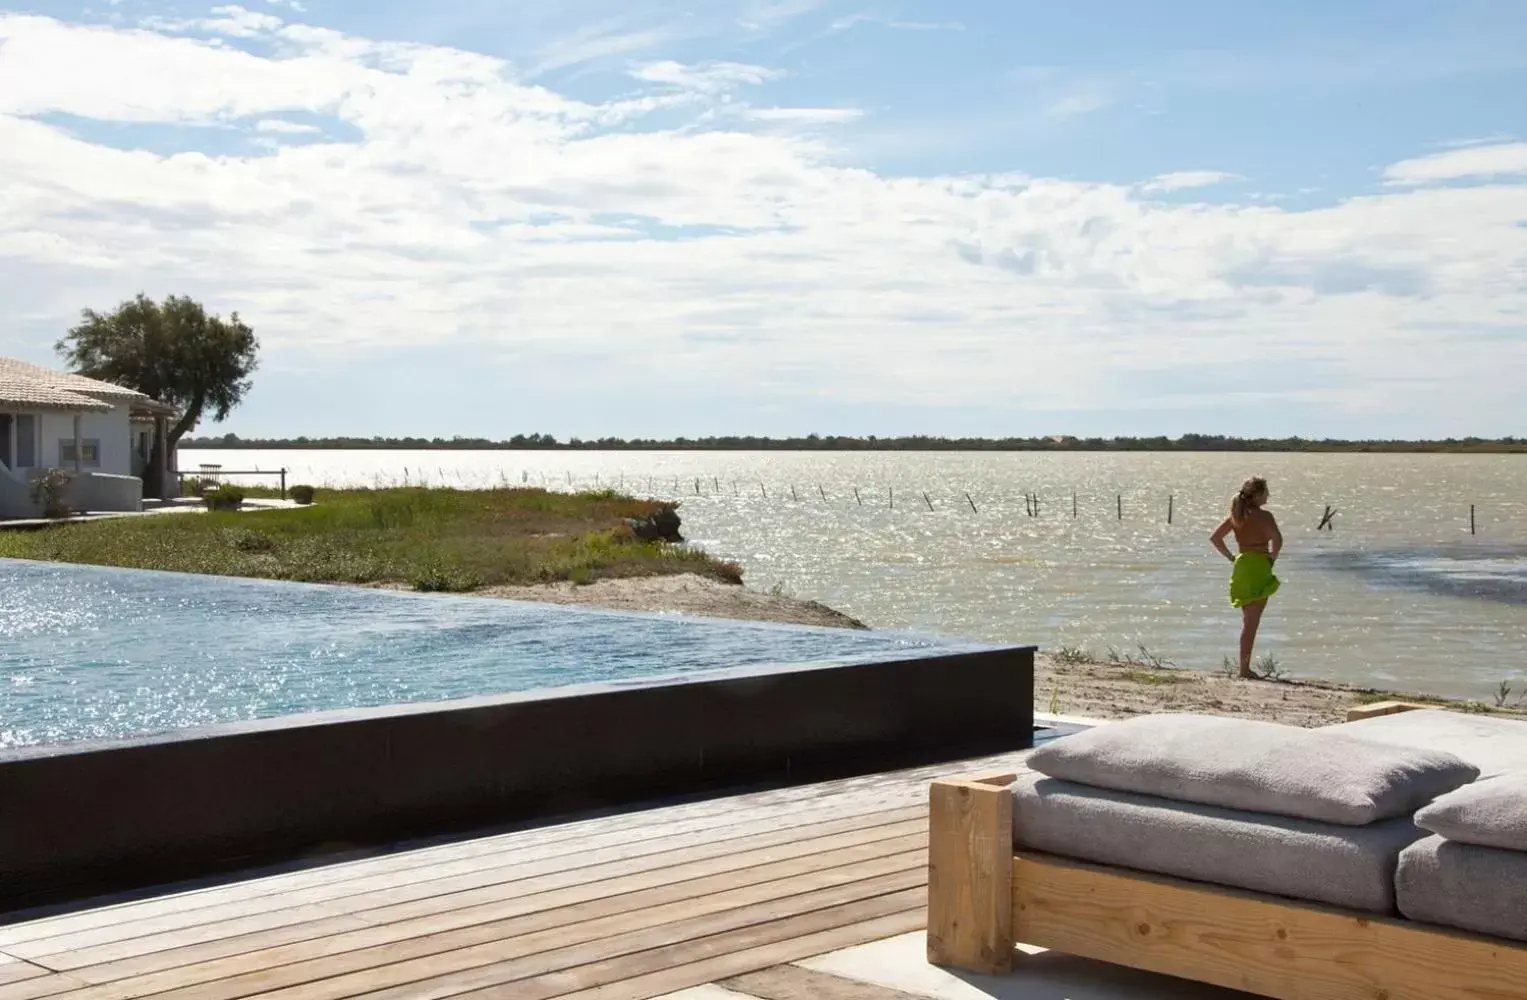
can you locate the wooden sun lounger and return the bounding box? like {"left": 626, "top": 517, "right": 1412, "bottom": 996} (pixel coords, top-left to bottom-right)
{"left": 926, "top": 712, "right": 1527, "bottom": 999}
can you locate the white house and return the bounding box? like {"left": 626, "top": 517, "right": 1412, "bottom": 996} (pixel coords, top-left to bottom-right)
{"left": 0, "top": 357, "right": 177, "bottom": 519}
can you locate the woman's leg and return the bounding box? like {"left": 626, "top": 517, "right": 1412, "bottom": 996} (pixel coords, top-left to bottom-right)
{"left": 1239, "top": 599, "right": 1267, "bottom": 679}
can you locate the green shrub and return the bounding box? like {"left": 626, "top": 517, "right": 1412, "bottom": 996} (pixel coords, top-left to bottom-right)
{"left": 205, "top": 485, "right": 246, "bottom": 511}
{"left": 290, "top": 484, "right": 316, "bottom": 505}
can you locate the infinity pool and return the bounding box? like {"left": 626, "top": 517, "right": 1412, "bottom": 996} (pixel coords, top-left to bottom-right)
{"left": 0, "top": 560, "right": 973, "bottom": 749}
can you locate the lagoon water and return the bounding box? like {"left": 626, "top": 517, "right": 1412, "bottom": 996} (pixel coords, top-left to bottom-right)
{"left": 182, "top": 448, "right": 1527, "bottom": 701}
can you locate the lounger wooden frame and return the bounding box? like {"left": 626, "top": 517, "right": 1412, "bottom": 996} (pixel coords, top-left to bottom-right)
{"left": 926, "top": 764, "right": 1527, "bottom": 1000}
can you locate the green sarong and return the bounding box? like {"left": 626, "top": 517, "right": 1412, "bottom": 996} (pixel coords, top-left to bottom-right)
{"left": 1229, "top": 551, "right": 1280, "bottom": 608}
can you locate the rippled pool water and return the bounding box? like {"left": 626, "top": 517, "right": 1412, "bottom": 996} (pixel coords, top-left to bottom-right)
{"left": 0, "top": 560, "right": 971, "bottom": 749}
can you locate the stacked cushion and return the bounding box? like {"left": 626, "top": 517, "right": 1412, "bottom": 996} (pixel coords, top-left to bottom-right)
{"left": 1397, "top": 774, "right": 1527, "bottom": 942}
{"left": 1015, "top": 714, "right": 1479, "bottom": 913}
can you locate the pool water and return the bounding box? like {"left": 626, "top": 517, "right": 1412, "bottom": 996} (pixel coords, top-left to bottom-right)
{"left": 0, "top": 560, "right": 974, "bottom": 749}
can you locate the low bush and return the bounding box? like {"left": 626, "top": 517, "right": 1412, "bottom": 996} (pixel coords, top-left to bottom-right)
{"left": 290, "top": 484, "right": 316, "bottom": 505}
{"left": 204, "top": 485, "right": 246, "bottom": 511}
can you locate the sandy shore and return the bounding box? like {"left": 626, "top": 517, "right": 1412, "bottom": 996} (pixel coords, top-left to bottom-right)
{"left": 470, "top": 573, "right": 869, "bottom": 630}
{"left": 456, "top": 573, "right": 1526, "bottom": 728}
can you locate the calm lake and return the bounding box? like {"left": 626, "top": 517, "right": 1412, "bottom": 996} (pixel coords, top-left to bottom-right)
{"left": 180, "top": 449, "right": 1527, "bottom": 701}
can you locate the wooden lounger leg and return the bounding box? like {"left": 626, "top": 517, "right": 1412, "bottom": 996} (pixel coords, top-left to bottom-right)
{"left": 926, "top": 772, "right": 1017, "bottom": 974}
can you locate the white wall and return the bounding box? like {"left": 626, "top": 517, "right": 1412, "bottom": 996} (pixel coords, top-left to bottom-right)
{"left": 38, "top": 405, "right": 132, "bottom": 476}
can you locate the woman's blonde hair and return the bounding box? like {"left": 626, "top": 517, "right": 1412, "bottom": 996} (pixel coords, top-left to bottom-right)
{"left": 1231, "top": 476, "right": 1268, "bottom": 523}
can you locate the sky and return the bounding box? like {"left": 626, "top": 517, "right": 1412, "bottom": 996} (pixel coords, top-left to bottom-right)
{"left": 1, "top": 1, "right": 1526, "bottom": 441}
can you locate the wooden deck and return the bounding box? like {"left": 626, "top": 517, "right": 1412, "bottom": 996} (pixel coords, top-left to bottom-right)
{"left": 0, "top": 743, "right": 1049, "bottom": 1000}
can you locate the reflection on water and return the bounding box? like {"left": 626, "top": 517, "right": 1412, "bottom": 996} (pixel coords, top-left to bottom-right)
{"left": 179, "top": 449, "right": 1527, "bottom": 700}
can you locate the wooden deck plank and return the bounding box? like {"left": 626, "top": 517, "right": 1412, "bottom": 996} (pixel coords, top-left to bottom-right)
{"left": 0, "top": 737, "right": 1042, "bottom": 1000}
{"left": 721, "top": 965, "right": 928, "bottom": 1000}
{"left": 480, "top": 903, "right": 927, "bottom": 1000}
{"left": 62, "top": 842, "right": 924, "bottom": 988}
{"left": 0, "top": 973, "right": 93, "bottom": 1000}
{"left": 0, "top": 795, "right": 924, "bottom": 950}
{"left": 33, "top": 865, "right": 924, "bottom": 1000}
{"left": 329, "top": 886, "right": 927, "bottom": 1000}
{"left": 0, "top": 957, "right": 50, "bottom": 988}
{"left": 50, "top": 845, "right": 925, "bottom": 999}
{"left": 124, "top": 875, "right": 925, "bottom": 1000}
{"left": 15, "top": 813, "right": 924, "bottom": 966}
{"left": 2, "top": 804, "right": 921, "bottom": 957}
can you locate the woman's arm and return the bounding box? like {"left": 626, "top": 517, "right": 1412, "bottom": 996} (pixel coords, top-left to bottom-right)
{"left": 1209, "top": 517, "right": 1235, "bottom": 563}
{"left": 1267, "top": 511, "right": 1283, "bottom": 562}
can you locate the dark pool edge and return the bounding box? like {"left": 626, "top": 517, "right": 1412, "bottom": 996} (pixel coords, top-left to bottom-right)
{"left": 0, "top": 644, "right": 1037, "bottom": 915}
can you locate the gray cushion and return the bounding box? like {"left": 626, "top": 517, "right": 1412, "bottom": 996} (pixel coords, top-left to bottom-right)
{"left": 1397, "top": 835, "right": 1527, "bottom": 943}
{"left": 1335, "top": 709, "right": 1527, "bottom": 779}
{"left": 1414, "top": 773, "right": 1527, "bottom": 852}
{"left": 1012, "top": 771, "right": 1425, "bottom": 913}
{"left": 1026, "top": 713, "right": 1478, "bottom": 825}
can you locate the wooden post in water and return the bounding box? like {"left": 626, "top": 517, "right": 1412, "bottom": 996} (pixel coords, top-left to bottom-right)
{"left": 854, "top": 486, "right": 862, "bottom": 506}
{"left": 923, "top": 491, "right": 934, "bottom": 512}
{"left": 760, "top": 482, "right": 767, "bottom": 498}
{"left": 889, "top": 487, "right": 894, "bottom": 510}
{"left": 1168, "top": 495, "right": 1173, "bottom": 525}
{"left": 1317, "top": 505, "right": 1337, "bottom": 531}
{"left": 819, "top": 484, "right": 828, "bottom": 501}
{"left": 695, "top": 478, "right": 701, "bottom": 496}
{"left": 1072, "top": 492, "right": 1077, "bottom": 518}
{"left": 791, "top": 485, "right": 799, "bottom": 502}
{"left": 966, "top": 492, "right": 978, "bottom": 513}
{"left": 1471, "top": 504, "right": 1477, "bottom": 535}
{"left": 1117, "top": 494, "right": 1123, "bottom": 520}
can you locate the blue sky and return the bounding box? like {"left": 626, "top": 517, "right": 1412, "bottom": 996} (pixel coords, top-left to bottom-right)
{"left": 1, "top": 0, "right": 1525, "bottom": 440}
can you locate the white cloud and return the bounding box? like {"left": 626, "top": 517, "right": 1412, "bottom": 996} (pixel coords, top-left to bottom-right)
{"left": 0, "top": 11, "right": 1524, "bottom": 431}
{"left": 1383, "top": 142, "right": 1527, "bottom": 186}
{"left": 747, "top": 107, "right": 863, "bottom": 123}
{"left": 629, "top": 60, "right": 782, "bottom": 92}
{"left": 829, "top": 14, "right": 963, "bottom": 32}
{"left": 254, "top": 118, "right": 319, "bottom": 134}
{"left": 1140, "top": 170, "right": 1244, "bottom": 193}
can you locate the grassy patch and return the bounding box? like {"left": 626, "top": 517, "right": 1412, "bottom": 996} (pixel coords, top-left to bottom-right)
{"left": 0, "top": 487, "right": 743, "bottom": 593}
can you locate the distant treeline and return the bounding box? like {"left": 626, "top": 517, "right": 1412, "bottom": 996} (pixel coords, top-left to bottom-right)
{"left": 179, "top": 433, "right": 1527, "bottom": 454}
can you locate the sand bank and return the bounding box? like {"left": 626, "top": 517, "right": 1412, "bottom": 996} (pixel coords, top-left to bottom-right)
{"left": 460, "top": 573, "right": 1526, "bottom": 728}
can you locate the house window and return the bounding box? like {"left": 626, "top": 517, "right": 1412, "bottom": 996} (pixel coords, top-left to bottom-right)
{"left": 15, "top": 414, "right": 37, "bottom": 468}
{"left": 59, "top": 438, "right": 101, "bottom": 467}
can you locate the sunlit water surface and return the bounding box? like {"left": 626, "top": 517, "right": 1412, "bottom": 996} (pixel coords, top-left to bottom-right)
{"left": 1, "top": 560, "right": 969, "bottom": 749}
{"left": 174, "top": 449, "right": 1527, "bottom": 701}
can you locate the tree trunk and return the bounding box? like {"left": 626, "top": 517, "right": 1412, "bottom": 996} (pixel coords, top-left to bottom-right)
{"left": 143, "top": 393, "right": 202, "bottom": 500}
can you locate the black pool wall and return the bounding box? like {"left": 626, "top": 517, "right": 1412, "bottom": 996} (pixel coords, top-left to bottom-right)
{"left": 0, "top": 645, "right": 1035, "bottom": 914}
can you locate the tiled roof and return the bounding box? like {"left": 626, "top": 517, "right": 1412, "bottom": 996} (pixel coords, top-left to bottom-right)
{"left": 0, "top": 357, "right": 148, "bottom": 402}
{"left": 0, "top": 371, "right": 113, "bottom": 411}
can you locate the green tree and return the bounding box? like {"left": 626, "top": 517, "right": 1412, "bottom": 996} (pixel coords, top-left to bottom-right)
{"left": 57, "top": 293, "right": 259, "bottom": 495}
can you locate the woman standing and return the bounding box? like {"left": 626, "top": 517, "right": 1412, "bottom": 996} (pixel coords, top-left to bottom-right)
{"left": 1210, "top": 476, "right": 1282, "bottom": 679}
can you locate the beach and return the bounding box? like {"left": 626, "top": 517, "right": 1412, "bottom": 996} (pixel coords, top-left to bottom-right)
{"left": 475, "top": 571, "right": 1522, "bottom": 728}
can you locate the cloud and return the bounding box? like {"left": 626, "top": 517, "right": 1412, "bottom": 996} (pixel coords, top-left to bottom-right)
{"left": 829, "top": 14, "right": 964, "bottom": 32}
{"left": 0, "top": 10, "right": 1525, "bottom": 433}
{"left": 1383, "top": 142, "right": 1527, "bottom": 186}
{"left": 629, "top": 60, "right": 782, "bottom": 92}
{"left": 747, "top": 107, "right": 862, "bottom": 123}
{"left": 1140, "top": 170, "right": 1244, "bottom": 193}
{"left": 530, "top": 20, "right": 678, "bottom": 77}
{"left": 254, "top": 118, "right": 320, "bottom": 134}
